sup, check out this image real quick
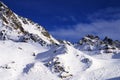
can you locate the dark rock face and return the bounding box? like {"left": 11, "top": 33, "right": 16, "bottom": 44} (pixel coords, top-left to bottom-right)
{"left": 103, "top": 36, "right": 113, "bottom": 45}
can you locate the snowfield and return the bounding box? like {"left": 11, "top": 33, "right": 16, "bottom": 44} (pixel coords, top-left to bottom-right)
{"left": 1, "top": 40, "right": 120, "bottom": 80}
{"left": 0, "top": 40, "right": 61, "bottom": 80}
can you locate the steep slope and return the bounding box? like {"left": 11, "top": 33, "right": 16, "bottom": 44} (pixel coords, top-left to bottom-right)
{"left": 0, "top": 1, "right": 59, "bottom": 45}
{"left": 0, "top": 1, "right": 61, "bottom": 80}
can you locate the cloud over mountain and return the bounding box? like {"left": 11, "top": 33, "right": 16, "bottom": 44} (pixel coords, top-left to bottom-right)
{"left": 50, "top": 7, "right": 120, "bottom": 41}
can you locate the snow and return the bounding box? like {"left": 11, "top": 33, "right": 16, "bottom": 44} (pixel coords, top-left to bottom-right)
{"left": 1, "top": 36, "right": 120, "bottom": 80}
{"left": 18, "top": 62, "right": 61, "bottom": 80}
{"left": 1, "top": 35, "right": 120, "bottom": 80}
{"left": 16, "top": 14, "right": 59, "bottom": 44}
{"left": 0, "top": 40, "right": 60, "bottom": 80}
{"left": 37, "top": 43, "right": 120, "bottom": 80}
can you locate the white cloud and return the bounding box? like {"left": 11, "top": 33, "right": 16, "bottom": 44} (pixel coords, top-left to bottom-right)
{"left": 55, "top": 16, "right": 77, "bottom": 22}
{"left": 50, "top": 7, "right": 120, "bottom": 42}
{"left": 50, "top": 19, "right": 120, "bottom": 41}
{"left": 87, "top": 7, "right": 120, "bottom": 21}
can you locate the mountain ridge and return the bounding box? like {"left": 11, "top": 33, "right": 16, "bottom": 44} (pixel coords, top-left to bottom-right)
{"left": 0, "top": 1, "right": 59, "bottom": 45}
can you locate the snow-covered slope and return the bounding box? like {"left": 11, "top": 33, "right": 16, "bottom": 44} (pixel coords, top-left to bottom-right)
{"left": 1, "top": 1, "right": 120, "bottom": 80}
{"left": 0, "top": 40, "right": 61, "bottom": 80}
{"left": 0, "top": 1, "right": 59, "bottom": 45}
{"left": 36, "top": 42, "right": 120, "bottom": 80}
{"left": 74, "top": 35, "right": 120, "bottom": 59}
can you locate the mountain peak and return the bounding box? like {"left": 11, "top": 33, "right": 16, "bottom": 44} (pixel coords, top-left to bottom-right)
{"left": 0, "top": 1, "right": 9, "bottom": 14}
{"left": 0, "top": 1, "right": 6, "bottom": 7}
{"left": 0, "top": 1, "right": 59, "bottom": 45}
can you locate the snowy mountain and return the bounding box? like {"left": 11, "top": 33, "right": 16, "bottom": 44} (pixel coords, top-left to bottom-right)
{"left": 0, "top": 1, "right": 59, "bottom": 45}
{"left": 74, "top": 35, "right": 120, "bottom": 59}
{"left": 0, "top": 1, "right": 120, "bottom": 80}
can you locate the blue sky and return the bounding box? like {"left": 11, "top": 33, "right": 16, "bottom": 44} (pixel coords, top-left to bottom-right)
{"left": 1, "top": 0, "right": 120, "bottom": 42}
